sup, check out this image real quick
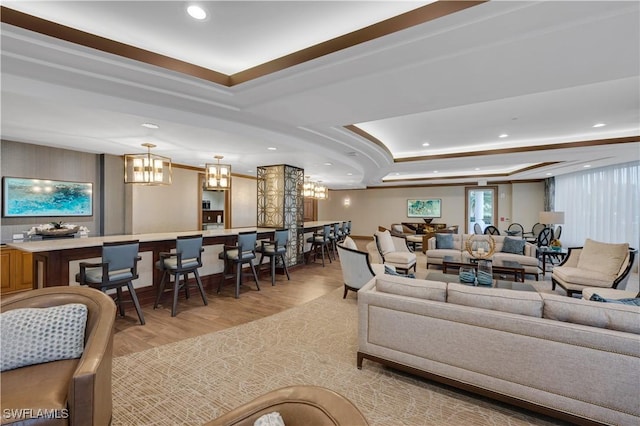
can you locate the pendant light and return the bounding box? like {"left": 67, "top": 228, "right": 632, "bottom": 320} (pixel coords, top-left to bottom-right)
{"left": 124, "top": 143, "right": 172, "bottom": 185}
{"left": 205, "top": 155, "right": 231, "bottom": 190}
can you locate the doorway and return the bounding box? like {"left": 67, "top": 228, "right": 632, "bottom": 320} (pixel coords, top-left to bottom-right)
{"left": 465, "top": 186, "right": 498, "bottom": 234}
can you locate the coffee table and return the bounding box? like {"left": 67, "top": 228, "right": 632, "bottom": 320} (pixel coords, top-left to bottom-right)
{"left": 441, "top": 256, "right": 525, "bottom": 282}
{"left": 424, "top": 271, "right": 537, "bottom": 292}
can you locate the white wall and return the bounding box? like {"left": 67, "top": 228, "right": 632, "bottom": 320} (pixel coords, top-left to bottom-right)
{"left": 318, "top": 182, "right": 545, "bottom": 237}
{"left": 127, "top": 166, "right": 199, "bottom": 234}
{"left": 230, "top": 175, "right": 257, "bottom": 228}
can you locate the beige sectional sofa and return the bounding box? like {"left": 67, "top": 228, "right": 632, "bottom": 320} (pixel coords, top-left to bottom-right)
{"left": 357, "top": 274, "right": 640, "bottom": 425}
{"left": 425, "top": 234, "right": 541, "bottom": 279}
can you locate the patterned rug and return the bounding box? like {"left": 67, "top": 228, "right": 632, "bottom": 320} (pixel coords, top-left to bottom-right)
{"left": 112, "top": 287, "right": 565, "bottom": 425}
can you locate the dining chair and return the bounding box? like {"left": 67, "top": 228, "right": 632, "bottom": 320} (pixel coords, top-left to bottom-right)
{"left": 256, "top": 229, "right": 291, "bottom": 286}
{"left": 473, "top": 223, "right": 483, "bottom": 234}
{"left": 483, "top": 225, "right": 500, "bottom": 235}
{"left": 76, "top": 240, "right": 145, "bottom": 325}
{"left": 218, "top": 231, "right": 261, "bottom": 298}
{"left": 507, "top": 223, "right": 524, "bottom": 237}
{"left": 154, "top": 234, "right": 208, "bottom": 317}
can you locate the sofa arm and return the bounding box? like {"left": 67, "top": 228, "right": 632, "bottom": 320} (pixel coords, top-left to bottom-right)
{"left": 205, "top": 385, "right": 369, "bottom": 426}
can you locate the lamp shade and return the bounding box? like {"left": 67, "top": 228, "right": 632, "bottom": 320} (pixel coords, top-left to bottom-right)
{"left": 124, "top": 143, "right": 172, "bottom": 185}
{"left": 539, "top": 211, "right": 564, "bottom": 225}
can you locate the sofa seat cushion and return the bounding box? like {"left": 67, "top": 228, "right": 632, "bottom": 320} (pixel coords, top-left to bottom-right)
{"left": 577, "top": 239, "right": 629, "bottom": 278}
{"left": 447, "top": 283, "right": 543, "bottom": 317}
{"left": 426, "top": 249, "right": 460, "bottom": 261}
{"left": 376, "top": 275, "right": 446, "bottom": 302}
{"left": 552, "top": 266, "right": 614, "bottom": 287}
{"left": 1, "top": 359, "right": 78, "bottom": 425}
{"left": 383, "top": 251, "right": 416, "bottom": 268}
{"left": 541, "top": 293, "right": 640, "bottom": 334}
{"left": 492, "top": 252, "right": 538, "bottom": 267}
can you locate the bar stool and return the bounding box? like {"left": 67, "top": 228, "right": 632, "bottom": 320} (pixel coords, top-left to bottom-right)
{"left": 154, "top": 234, "right": 208, "bottom": 317}
{"left": 218, "top": 231, "right": 261, "bottom": 298}
{"left": 306, "top": 224, "right": 333, "bottom": 266}
{"left": 76, "top": 240, "right": 145, "bottom": 325}
{"left": 256, "top": 229, "right": 291, "bottom": 286}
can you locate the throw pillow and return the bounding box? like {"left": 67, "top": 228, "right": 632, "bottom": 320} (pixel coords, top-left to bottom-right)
{"left": 435, "top": 233, "right": 454, "bottom": 249}
{"left": 253, "top": 412, "right": 285, "bottom": 426}
{"left": 342, "top": 236, "right": 358, "bottom": 250}
{"left": 374, "top": 230, "right": 395, "bottom": 255}
{"left": 589, "top": 293, "right": 640, "bottom": 306}
{"left": 501, "top": 237, "right": 526, "bottom": 255}
{"left": 1, "top": 303, "right": 88, "bottom": 372}
{"left": 384, "top": 265, "right": 415, "bottom": 279}
{"left": 577, "top": 239, "right": 629, "bottom": 278}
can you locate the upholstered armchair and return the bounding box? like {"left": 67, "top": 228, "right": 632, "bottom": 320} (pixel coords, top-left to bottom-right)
{"left": 337, "top": 237, "right": 387, "bottom": 298}
{"left": 204, "top": 385, "right": 369, "bottom": 426}
{"left": 373, "top": 230, "right": 417, "bottom": 274}
{"left": 551, "top": 239, "right": 637, "bottom": 297}
{"left": 1, "top": 286, "right": 116, "bottom": 426}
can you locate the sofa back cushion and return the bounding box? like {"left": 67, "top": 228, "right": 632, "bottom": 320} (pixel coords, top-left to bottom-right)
{"left": 447, "top": 283, "right": 543, "bottom": 317}
{"left": 376, "top": 275, "right": 446, "bottom": 302}
{"left": 577, "top": 239, "right": 629, "bottom": 278}
{"left": 435, "top": 233, "right": 454, "bottom": 249}
{"left": 374, "top": 230, "right": 395, "bottom": 255}
{"left": 1, "top": 303, "right": 88, "bottom": 371}
{"left": 501, "top": 237, "right": 526, "bottom": 255}
{"left": 541, "top": 293, "right": 640, "bottom": 334}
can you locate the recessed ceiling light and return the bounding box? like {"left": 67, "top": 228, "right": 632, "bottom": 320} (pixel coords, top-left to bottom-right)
{"left": 546, "top": 172, "right": 553, "bottom": 176}
{"left": 187, "top": 5, "right": 207, "bottom": 20}
{"left": 324, "top": 162, "right": 333, "bottom": 166}
{"left": 474, "top": 168, "right": 480, "bottom": 171}
{"left": 267, "top": 147, "right": 277, "bottom": 151}
{"left": 346, "top": 173, "right": 353, "bottom": 176}
{"left": 433, "top": 171, "right": 438, "bottom": 173}
{"left": 592, "top": 123, "right": 606, "bottom": 128}
{"left": 141, "top": 123, "right": 159, "bottom": 129}
{"left": 584, "top": 165, "right": 591, "bottom": 168}
{"left": 422, "top": 142, "right": 430, "bottom": 147}
{"left": 247, "top": 170, "right": 253, "bottom": 173}
{"left": 499, "top": 133, "right": 509, "bottom": 138}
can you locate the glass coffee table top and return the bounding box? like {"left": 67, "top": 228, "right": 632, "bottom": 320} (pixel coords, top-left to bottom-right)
{"left": 423, "top": 271, "right": 537, "bottom": 292}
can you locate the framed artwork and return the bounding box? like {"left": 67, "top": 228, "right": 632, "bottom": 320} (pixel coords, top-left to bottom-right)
{"left": 2, "top": 177, "right": 93, "bottom": 217}
{"left": 407, "top": 198, "right": 441, "bottom": 218}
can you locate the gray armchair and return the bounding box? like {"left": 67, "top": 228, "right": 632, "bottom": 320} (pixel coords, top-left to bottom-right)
{"left": 337, "top": 241, "right": 386, "bottom": 298}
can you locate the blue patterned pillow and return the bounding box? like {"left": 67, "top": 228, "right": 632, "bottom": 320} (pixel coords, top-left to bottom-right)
{"left": 1, "top": 304, "right": 88, "bottom": 372}
{"left": 589, "top": 294, "right": 640, "bottom": 306}
{"left": 502, "top": 237, "right": 526, "bottom": 255}
{"left": 435, "top": 233, "right": 454, "bottom": 249}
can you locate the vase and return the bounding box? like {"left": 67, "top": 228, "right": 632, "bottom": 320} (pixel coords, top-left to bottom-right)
{"left": 476, "top": 260, "right": 493, "bottom": 286}
{"left": 459, "top": 267, "right": 476, "bottom": 284}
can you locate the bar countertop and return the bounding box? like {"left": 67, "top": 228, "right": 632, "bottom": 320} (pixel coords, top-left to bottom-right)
{"left": 5, "top": 221, "right": 340, "bottom": 253}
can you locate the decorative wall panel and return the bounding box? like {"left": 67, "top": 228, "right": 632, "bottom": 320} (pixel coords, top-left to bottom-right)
{"left": 257, "top": 165, "right": 304, "bottom": 265}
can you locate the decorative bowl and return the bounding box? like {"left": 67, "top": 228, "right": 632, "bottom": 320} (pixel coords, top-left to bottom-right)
{"left": 459, "top": 267, "right": 476, "bottom": 284}
{"left": 37, "top": 226, "right": 79, "bottom": 236}
{"left": 476, "top": 270, "right": 493, "bottom": 286}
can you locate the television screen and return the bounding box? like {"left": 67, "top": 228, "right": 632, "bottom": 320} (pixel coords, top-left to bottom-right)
{"left": 407, "top": 199, "right": 441, "bottom": 218}
{"left": 2, "top": 177, "right": 93, "bottom": 217}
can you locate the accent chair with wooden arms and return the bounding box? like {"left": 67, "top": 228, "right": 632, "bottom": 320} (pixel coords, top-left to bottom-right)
{"left": 373, "top": 230, "right": 416, "bottom": 274}
{"left": 551, "top": 239, "right": 637, "bottom": 297}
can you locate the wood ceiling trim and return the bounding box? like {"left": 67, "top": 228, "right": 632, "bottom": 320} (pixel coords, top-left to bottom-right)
{"left": 230, "top": 1, "right": 487, "bottom": 85}
{"left": 395, "top": 136, "right": 640, "bottom": 162}
{"left": 1, "top": 1, "right": 486, "bottom": 87}
{"left": 382, "top": 162, "right": 559, "bottom": 183}
{"left": 343, "top": 125, "right": 393, "bottom": 157}
{"left": 0, "top": 6, "right": 231, "bottom": 86}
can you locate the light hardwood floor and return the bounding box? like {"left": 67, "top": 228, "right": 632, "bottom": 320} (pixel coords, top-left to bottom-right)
{"left": 113, "top": 251, "right": 345, "bottom": 357}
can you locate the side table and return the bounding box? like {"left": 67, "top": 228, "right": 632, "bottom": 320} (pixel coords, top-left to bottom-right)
{"left": 538, "top": 247, "right": 568, "bottom": 275}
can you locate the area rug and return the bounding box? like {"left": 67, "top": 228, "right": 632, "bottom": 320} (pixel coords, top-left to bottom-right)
{"left": 112, "top": 288, "right": 563, "bottom": 425}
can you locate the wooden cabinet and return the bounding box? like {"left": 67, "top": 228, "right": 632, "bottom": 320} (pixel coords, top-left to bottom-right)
{"left": 0, "top": 247, "right": 33, "bottom": 295}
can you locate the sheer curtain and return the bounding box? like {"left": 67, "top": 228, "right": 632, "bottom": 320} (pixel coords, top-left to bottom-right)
{"left": 554, "top": 162, "right": 639, "bottom": 248}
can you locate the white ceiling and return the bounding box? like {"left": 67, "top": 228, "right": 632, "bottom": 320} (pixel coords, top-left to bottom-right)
{"left": 1, "top": 1, "right": 639, "bottom": 189}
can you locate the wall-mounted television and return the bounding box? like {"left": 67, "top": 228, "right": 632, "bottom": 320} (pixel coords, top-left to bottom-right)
{"left": 2, "top": 177, "right": 93, "bottom": 217}
{"left": 407, "top": 198, "right": 441, "bottom": 218}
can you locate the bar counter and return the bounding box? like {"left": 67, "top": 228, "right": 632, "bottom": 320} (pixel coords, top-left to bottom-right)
{"left": 5, "top": 221, "right": 340, "bottom": 302}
